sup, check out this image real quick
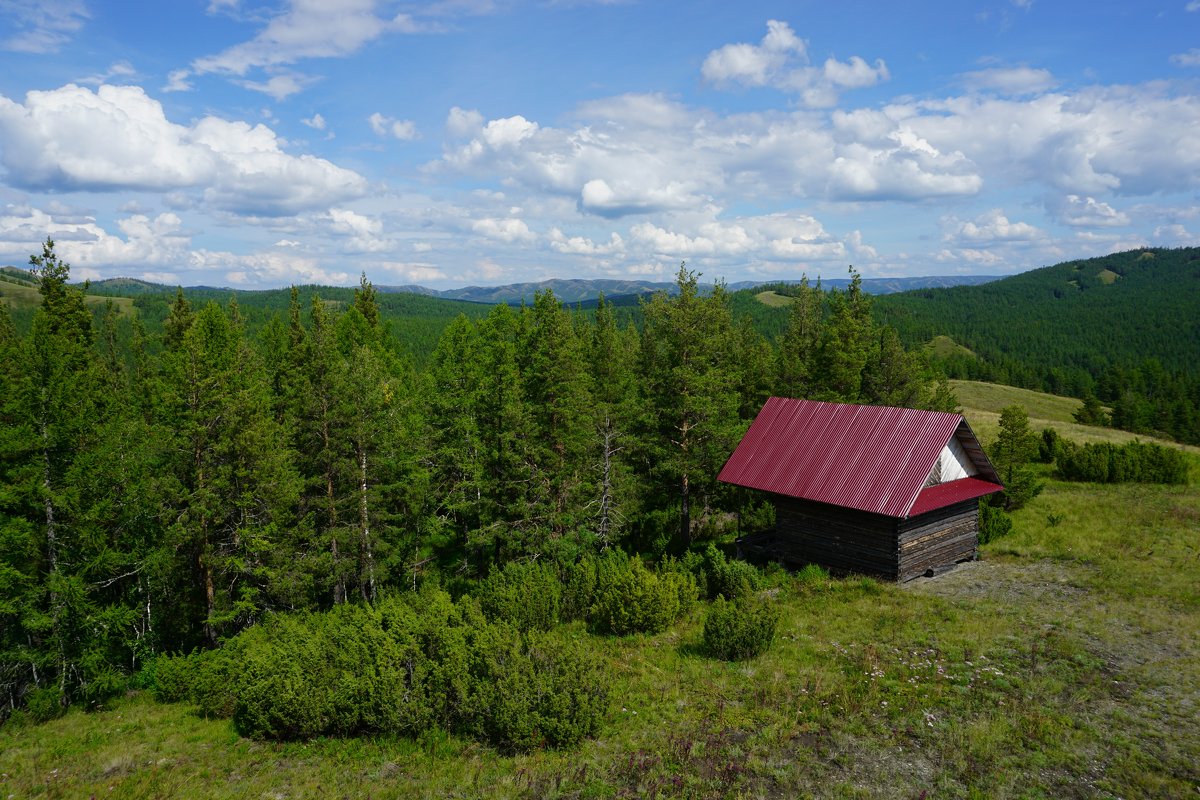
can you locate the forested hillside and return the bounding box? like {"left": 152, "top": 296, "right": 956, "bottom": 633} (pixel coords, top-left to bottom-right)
{"left": 872, "top": 247, "right": 1200, "bottom": 444}
{"left": 0, "top": 243, "right": 952, "bottom": 721}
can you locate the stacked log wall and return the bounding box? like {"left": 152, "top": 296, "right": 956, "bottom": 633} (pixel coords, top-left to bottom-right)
{"left": 772, "top": 497, "right": 899, "bottom": 580}
{"left": 896, "top": 499, "right": 979, "bottom": 581}
{"left": 766, "top": 495, "right": 981, "bottom": 582}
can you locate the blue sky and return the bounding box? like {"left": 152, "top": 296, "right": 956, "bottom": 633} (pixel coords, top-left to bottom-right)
{"left": 0, "top": 1, "right": 1198, "bottom": 289}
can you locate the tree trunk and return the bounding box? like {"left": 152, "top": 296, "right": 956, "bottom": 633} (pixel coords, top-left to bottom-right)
{"left": 323, "top": 412, "right": 345, "bottom": 605}
{"left": 40, "top": 410, "right": 66, "bottom": 701}
{"left": 358, "top": 444, "right": 376, "bottom": 604}
{"left": 681, "top": 471, "right": 690, "bottom": 545}
{"left": 596, "top": 416, "right": 619, "bottom": 550}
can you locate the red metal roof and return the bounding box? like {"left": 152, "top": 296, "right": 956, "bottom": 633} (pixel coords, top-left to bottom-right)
{"left": 909, "top": 477, "right": 1003, "bottom": 516}
{"left": 718, "top": 397, "right": 1002, "bottom": 518}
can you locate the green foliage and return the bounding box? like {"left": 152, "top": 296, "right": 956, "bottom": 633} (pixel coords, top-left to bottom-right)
{"left": 24, "top": 686, "right": 64, "bottom": 723}
{"left": 978, "top": 502, "right": 1013, "bottom": 545}
{"left": 151, "top": 589, "right": 607, "bottom": 750}
{"left": 467, "top": 627, "right": 608, "bottom": 752}
{"left": 232, "top": 605, "right": 427, "bottom": 740}
{"left": 0, "top": 236, "right": 981, "bottom": 723}
{"left": 478, "top": 559, "right": 562, "bottom": 632}
{"left": 702, "top": 594, "right": 779, "bottom": 660}
{"left": 1072, "top": 394, "right": 1110, "bottom": 426}
{"left": 794, "top": 562, "right": 830, "bottom": 588}
{"left": 638, "top": 265, "right": 741, "bottom": 546}
{"left": 589, "top": 551, "right": 694, "bottom": 635}
{"left": 1038, "top": 427, "right": 1062, "bottom": 464}
{"left": 990, "top": 405, "right": 1044, "bottom": 511}
{"left": 688, "top": 543, "right": 761, "bottom": 601}
{"left": 559, "top": 556, "right": 598, "bottom": 622}
{"left": 1056, "top": 440, "right": 1189, "bottom": 485}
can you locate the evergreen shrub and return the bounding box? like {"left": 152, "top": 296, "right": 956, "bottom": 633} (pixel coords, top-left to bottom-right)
{"left": 703, "top": 595, "right": 779, "bottom": 661}
{"left": 25, "top": 687, "right": 64, "bottom": 723}
{"left": 478, "top": 559, "right": 562, "bottom": 632}
{"left": 1056, "top": 440, "right": 1188, "bottom": 484}
{"left": 658, "top": 557, "right": 699, "bottom": 619}
{"left": 701, "top": 544, "right": 761, "bottom": 601}
{"left": 590, "top": 551, "right": 689, "bottom": 635}
{"left": 467, "top": 626, "right": 608, "bottom": 751}
{"left": 559, "top": 556, "right": 598, "bottom": 622}
{"left": 978, "top": 503, "right": 1013, "bottom": 545}
{"left": 158, "top": 586, "right": 609, "bottom": 750}
{"left": 232, "top": 604, "right": 428, "bottom": 740}
{"left": 1038, "top": 427, "right": 1062, "bottom": 464}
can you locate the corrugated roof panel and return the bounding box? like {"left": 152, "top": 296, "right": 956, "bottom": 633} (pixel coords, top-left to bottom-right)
{"left": 717, "top": 398, "right": 993, "bottom": 518}
{"left": 909, "top": 477, "right": 1004, "bottom": 516}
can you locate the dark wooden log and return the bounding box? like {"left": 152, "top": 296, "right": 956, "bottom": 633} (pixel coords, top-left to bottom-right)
{"left": 754, "top": 494, "right": 981, "bottom": 582}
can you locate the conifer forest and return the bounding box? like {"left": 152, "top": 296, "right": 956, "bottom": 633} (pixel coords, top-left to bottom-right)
{"left": 0, "top": 240, "right": 957, "bottom": 735}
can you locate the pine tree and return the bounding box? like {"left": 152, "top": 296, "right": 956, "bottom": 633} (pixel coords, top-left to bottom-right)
{"left": 428, "top": 314, "right": 485, "bottom": 554}
{"left": 0, "top": 240, "right": 117, "bottom": 711}
{"left": 290, "top": 295, "right": 354, "bottom": 605}
{"left": 861, "top": 327, "right": 926, "bottom": 408}
{"left": 353, "top": 272, "right": 380, "bottom": 329}
{"left": 990, "top": 405, "right": 1044, "bottom": 511}
{"left": 777, "top": 276, "right": 824, "bottom": 399}
{"left": 815, "top": 268, "right": 875, "bottom": 402}
{"left": 473, "top": 303, "right": 535, "bottom": 563}
{"left": 162, "top": 289, "right": 193, "bottom": 352}
{"left": 521, "top": 290, "right": 593, "bottom": 548}
{"left": 639, "top": 264, "right": 741, "bottom": 547}
{"left": 587, "top": 296, "right": 639, "bottom": 549}
{"left": 163, "top": 302, "right": 300, "bottom": 644}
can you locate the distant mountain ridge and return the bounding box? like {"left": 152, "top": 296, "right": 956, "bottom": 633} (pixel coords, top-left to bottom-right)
{"left": 4, "top": 268, "right": 1000, "bottom": 305}
{"left": 378, "top": 274, "right": 1000, "bottom": 304}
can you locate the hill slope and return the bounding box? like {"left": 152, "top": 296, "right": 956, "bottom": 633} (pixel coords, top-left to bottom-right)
{"left": 873, "top": 247, "right": 1200, "bottom": 385}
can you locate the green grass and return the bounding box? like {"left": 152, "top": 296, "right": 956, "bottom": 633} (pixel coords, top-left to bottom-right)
{"left": 754, "top": 290, "right": 795, "bottom": 307}
{"left": 924, "top": 335, "right": 975, "bottom": 360}
{"left": 951, "top": 379, "right": 1199, "bottom": 461}
{"left": 4, "top": 471, "right": 1198, "bottom": 798}
{"left": 951, "top": 379, "right": 1084, "bottom": 423}
{"left": 0, "top": 278, "right": 135, "bottom": 316}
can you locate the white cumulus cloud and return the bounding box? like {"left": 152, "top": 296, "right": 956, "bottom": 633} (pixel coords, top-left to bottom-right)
{"left": 472, "top": 217, "right": 536, "bottom": 243}
{"left": 946, "top": 209, "right": 1042, "bottom": 243}
{"left": 1053, "top": 195, "right": 1130, "bottom": 227}
{"left": 701, "top": 19, "right": 806, "bottom": 87}
{"left": 0, "top": 83, "right": 367, "bottom": 215}
{"left": 369, "top": 112, "right": 418, "bottom": 140}
{"left": 701, "top": 20, "right": 888, "bottom": 106}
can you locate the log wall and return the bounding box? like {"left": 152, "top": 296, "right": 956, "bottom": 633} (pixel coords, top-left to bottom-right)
{"left": 896, "top": 499, "right": 979, "bottom": 582}
{"left": 752, "top": 495, "right": 980, "bottom": 582}
{"left": 772, "top": 497, "right": 900, "bottom": 580}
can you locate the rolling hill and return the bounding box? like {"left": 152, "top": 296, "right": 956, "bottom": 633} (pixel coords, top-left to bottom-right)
{"left": 873, "top": 247, "right": 1200, "bottom": 382}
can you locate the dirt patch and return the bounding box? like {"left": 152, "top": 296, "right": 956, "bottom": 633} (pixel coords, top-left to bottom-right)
{"left": 905, "top": 558, "right": 1093, "bottom": 606}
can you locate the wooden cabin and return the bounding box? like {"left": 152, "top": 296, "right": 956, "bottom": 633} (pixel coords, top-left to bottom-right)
{"left": 718, "top": 398, "right": 1003, "bottom": 582}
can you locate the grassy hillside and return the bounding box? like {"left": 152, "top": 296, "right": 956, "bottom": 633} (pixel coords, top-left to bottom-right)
{"left": 1, "top": 266, "right": 135, "bottom": 323}
{"left": 3, "top": 469, "right": 1196, "bottom": 797}
{"left": 951, "top": 379, "right": 1199, "bottom": 459}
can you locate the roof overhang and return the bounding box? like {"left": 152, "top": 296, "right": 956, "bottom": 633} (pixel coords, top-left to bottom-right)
{"left": 907, "top": 476, "right": 1004, "bottom": 517}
